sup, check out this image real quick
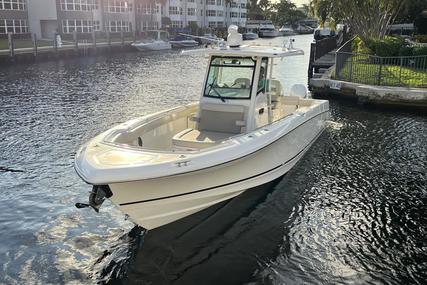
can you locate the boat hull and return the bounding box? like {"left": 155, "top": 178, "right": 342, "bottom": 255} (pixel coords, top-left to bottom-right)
{"left": 132, "top": 42, "right": 172, "bottom": 51}
{"left": 108, "top": 111, "right": 328, "bottom": 229}
{"left": 259, "top": 30, "right": 280, "bottom": 38}
{"left": 170, "top": 41, "right": 199, "bottom": 48}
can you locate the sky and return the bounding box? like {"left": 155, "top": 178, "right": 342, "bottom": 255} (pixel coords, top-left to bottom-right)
{"left": 292, "top": 0, "right": 310, "bottom": 6}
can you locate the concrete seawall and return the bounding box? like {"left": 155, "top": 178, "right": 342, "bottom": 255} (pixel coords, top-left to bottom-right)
{"left": 310, "top": 68, "right": 427, "bottom": 109}
{"left": 0, "top": 42, "right": 135, "bottom": 65}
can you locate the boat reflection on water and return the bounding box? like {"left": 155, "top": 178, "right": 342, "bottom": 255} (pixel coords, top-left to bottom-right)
{"left": 107, "top": 178, "right": 283, "bottom": 285}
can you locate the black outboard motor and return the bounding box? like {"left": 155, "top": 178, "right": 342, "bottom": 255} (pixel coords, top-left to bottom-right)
{"left": 76, "top": 185, "right": 113, "bottom": 212}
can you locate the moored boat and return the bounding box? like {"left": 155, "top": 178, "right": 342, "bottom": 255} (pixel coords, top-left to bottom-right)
{"left": 75, "top": 26, "right": 329, "bottom": 230}
{"left": 169, "top": 35, "right": 199, "bottom": 48}
{"left": 131, "top": 30, "right": 171, "bottom": 51}
{"left": 242, "top": 32, "right": 259, "bottom": 40}
{"left": 279, "top": 26, "right": 296, "bottom": 36}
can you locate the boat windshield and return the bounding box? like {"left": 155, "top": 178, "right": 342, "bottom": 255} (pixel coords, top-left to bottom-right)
{"left": 142, "top": 31, "right": 159, "bottom": 40}
{"left": 204, "top": 57, "right": 255, "bottom": 100}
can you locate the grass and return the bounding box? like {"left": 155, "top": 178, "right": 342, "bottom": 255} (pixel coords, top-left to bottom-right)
{"left": 0, "top": 38, "right": 54, "bottom": 50}
{"left": 337, "top": 57, "right": 427, "bottom": 87}
{"left": 0, "top": 36, "right": 135, "bottom": 51}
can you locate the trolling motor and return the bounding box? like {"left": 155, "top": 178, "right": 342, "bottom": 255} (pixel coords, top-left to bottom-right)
{"left": 75, "top": 185, "right": 113, "bottom": 213}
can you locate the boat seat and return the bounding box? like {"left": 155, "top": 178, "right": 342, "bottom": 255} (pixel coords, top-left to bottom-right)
{"left": 197, "top": 103, "right": 246, "bottom": 134}
{"left": 234, "top": 78, "right": 250, "bottom": 89}
{"left": 266, "top": 79, "right": 283, "bottom": 108}
{"left": 172, "top": 103, "right": 246, "bottom": 149}
{"left": 172, "top": 129, "right": 231, "bottom": 149}
{"left": 282, "top": 96, "right": 300, "bottom": 115}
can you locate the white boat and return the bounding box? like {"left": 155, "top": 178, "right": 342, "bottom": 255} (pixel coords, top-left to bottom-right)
{"left": 131, "top": 30, "right": 171, "bottom": 51}
{"left": 258, "top": 21, "right": 280, "bottom": 38}
{"left": 279, "top": 26, "right": 296, "bottom": 36}
{"left": 242, "top": 32, "right": 259, "bottom": 40}
{"left": 200, "top": 33, "right": 221, "bottom": 45}
{"left": 75, "top": 26, "right": 329, "bottom": 230}
{"left": 169, "top": 35, "right": 199, "bottom": 48}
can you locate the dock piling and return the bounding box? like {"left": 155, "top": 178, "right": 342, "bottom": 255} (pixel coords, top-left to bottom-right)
{"left": 32, "top": 33, "right": 38, "bottom": 57}
{"left": 8, "top": 33, "right": 14, "bottom": 58}
{"left": 73, "top": 31, "right": 78, "bottom": 53}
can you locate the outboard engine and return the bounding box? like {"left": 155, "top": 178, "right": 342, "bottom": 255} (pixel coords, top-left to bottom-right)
{"left": 76, "top": 185, "right": 113, "bottom": 212}
{"left": 289, "top": 84, "right": 308, "bottom": 98}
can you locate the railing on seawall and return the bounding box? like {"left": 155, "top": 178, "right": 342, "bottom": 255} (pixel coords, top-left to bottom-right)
{"left": 335, "top": 39, "right": 427, "bottom": 88}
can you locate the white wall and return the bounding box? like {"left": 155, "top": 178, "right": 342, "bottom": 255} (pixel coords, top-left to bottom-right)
{"left": 27, "top": 0, "right": 57, "bottom": 38}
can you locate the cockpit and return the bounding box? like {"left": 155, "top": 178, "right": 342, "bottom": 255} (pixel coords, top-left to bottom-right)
{"left": 204, "top": 57, "right": 255, "bottom": 100}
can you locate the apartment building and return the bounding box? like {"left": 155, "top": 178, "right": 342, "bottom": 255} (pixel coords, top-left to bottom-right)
{"left": 165, "top": 0, "right": 247, "bottom": 29}
{"left": 1, "top": 0, "right": 246, "bottom": 38}
{"left": 0, "top": 0, "right": 29, "bottom": 36}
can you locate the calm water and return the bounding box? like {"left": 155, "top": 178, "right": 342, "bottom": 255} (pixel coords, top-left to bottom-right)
{"left": 0, "top": 35, "right": 426, "bottom": 285}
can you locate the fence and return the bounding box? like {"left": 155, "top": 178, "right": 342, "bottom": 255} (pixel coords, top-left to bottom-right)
{"left": 335, "top": 39, "right": 427, "bottom": 88}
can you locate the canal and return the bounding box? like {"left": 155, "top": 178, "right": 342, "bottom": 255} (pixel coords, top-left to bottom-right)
{"left": 0, "top": 35, "right": 426, "bottom": 284}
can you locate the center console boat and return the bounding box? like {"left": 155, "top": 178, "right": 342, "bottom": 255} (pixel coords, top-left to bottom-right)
{"left": 75, "top": 26, "right": 329, "bottom": 230}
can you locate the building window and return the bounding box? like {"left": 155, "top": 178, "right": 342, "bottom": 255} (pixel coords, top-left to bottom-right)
{"left": 188, "top": 0, "right": 195, "bottom": 2}
{"left": 187, "top": 7, "right": 195, "bottom": 16}
{"left": 206, "top": 10, "right": 216, "bottom": 17}
{"left": 141, "top": 21, "right": 159, "bottom": 30}
{"left": 217, "top": 21, "right": 224, "bottom": 28}
{"left": 60, "top": 0, "right": 99, "bottom": 11}
{"left": 241, "top": 13, "right": 246, "bottom": 18}
{"left": 230, "top": 12, "right": 238, "bottom": 18}
{"left": 0, "top": 0, "right": 26, "bottom": 10}
{"left": 230, "top": 1, "right": 238, "bottom": 8}
{"left": 216, "top": 0, "right": 221, "bottom": 5}
{"left": 208, "top": 21, "right": 216, "bottom": 28}
{"left": 61, "top": 20, "right": 100, "bottom": 33}
{"left": 217, "top": 10, "right": 223, "bottom": 17}
{"left": 0, "top": 19, "right": 28, "bottom": 34}
{"left": 241, "top": 3, "right": 246, "bottom": 8}
{"left": 169, "top": 6, "right": 179, "bottom": 15}
{"left": 171, "top": 21, "right": 182, "bottom": 28}
{"left": 106, "top": 0, "right": 132, "bottom": 13}
{"left": 137, "top": 3, "right": 155, "bottom": 14}
{"left": 108, "top": 20, "right": 130, "bottom": 32}
{"left": 206, "top": 0, "right": 215, "bottom": 5}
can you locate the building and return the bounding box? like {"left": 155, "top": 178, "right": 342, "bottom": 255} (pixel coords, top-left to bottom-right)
{"left": 0, "top": 0, "right": 29, "bottom": 37}
{"left": 0, "top": 0, "right": 247, "bottom": 38}
{"left": 164, "top": 0, "right": 247, "bottom": 30}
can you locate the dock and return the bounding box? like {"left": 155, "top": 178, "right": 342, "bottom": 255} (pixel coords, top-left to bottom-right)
{"left": 0, "top": 32, "right": 136, "bottom": 65}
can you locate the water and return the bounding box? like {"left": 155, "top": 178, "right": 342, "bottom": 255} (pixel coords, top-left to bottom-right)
{"left": 0, "top": 35, "right": 426, "bottom": 284}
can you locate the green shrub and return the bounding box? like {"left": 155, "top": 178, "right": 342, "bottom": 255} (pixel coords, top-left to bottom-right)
{"left": 364, "top": 36, "right": 405, "bottom": 57}
{"left": 352, "top": 36, "right": 374, "bottom": 54}
{"left": 415, "top": 35, "right": 427, "bottom": 43}
{"left": 398, "top": 45, "right": 413, "bottom": 56}
{"left": 412, "top": 46, "right": 427, "bottom": 56}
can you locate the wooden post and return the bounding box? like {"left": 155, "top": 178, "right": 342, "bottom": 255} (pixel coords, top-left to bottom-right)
{"left": 54, "top": 32, "right": 58, "bottom": 53}
{"left": 8, "top": 33, "right": 14, "bottom": 58}
{"left": 92, "top": 30, "right": 96, "bottom": 53}
{"left": 73, "top": 31, "right": 78, "bottom": 52}
{"left": 32, "top": 33, "right": 38, "bottom": 57}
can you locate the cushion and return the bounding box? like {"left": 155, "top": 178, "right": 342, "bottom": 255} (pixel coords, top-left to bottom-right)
{"left": 172, "top": 128, "right": 231, "bottom": 149}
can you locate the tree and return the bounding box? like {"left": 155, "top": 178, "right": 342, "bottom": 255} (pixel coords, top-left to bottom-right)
{"left": 247, "top": 0, "right": 272, "bottom": 20}
{"left": 272, "top": 0, "right": 306, "bottom": 26}
{"left": 309, "top": 0, "right": 412, "bottom": 40}
{"left": 395, "top": 0, "right": 427, "bottom": 23}
{"left": 309, "top": 0, "right": 334, "bottom": 26}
